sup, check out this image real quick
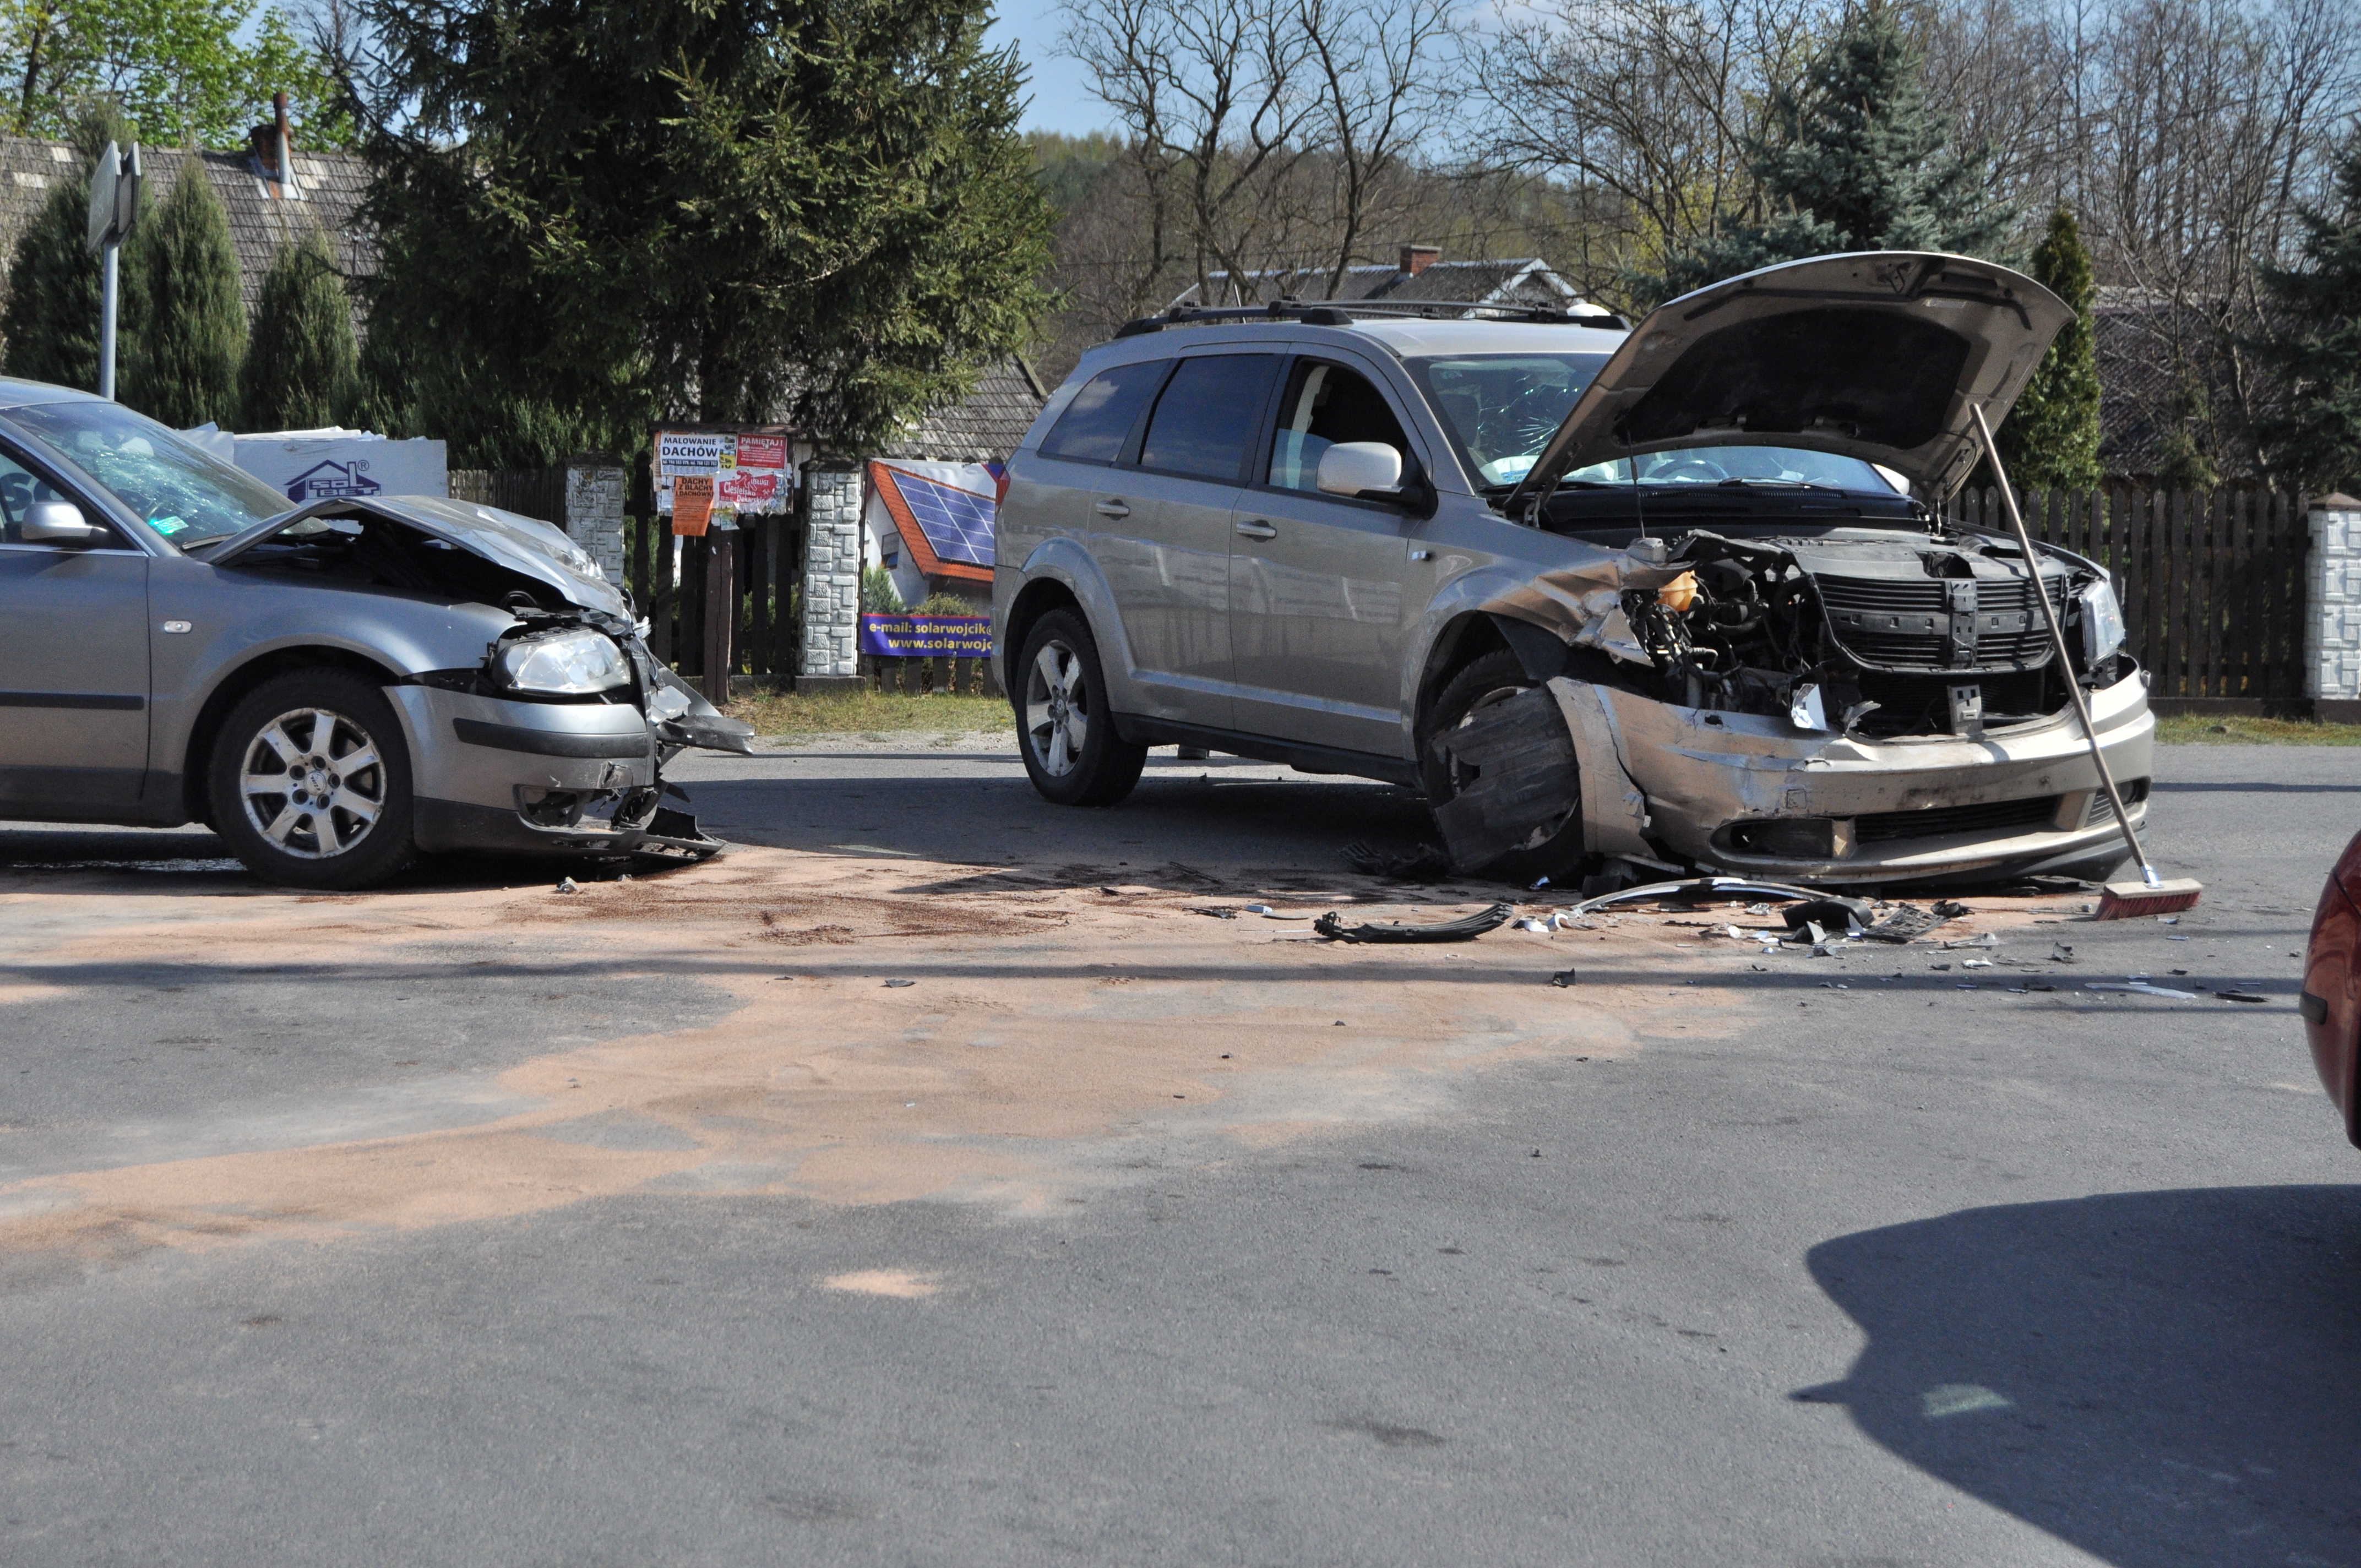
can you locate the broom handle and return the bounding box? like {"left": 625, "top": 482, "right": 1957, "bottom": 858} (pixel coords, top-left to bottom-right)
{"left": 1968, "top": 404, "right": 2159, "bottom": 888}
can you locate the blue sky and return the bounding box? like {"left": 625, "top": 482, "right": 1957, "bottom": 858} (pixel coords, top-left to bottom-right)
{"left": 985, "top": 0, "right": 1114, "bottom": 137}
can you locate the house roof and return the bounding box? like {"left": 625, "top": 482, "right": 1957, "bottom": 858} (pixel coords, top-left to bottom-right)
{"left": 865, "top": 459, "right": 994, "bottom": 582}
{"left": 1171, "top": 257, "right": 1583, "bottom": 312}
{"left": 0, "top": 134, "right": 372, "bottom": 325}
{"left": 879, "top": 355, "right": 1048, "bottom": 464}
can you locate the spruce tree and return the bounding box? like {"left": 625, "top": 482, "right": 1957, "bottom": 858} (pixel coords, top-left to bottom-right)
{"left": 1993, "top": 206, "right": 2103, "bottom": 488}
{"left": 2257, "top": 133, "right": 2361, "bottom": 492}
{"left": 1641, "top": 0, "right": 2011, "bottom": 302}
{"left": 121, "top": 159, "right": 244, "bottom": 428}
{"left": 241, "top": 226, "right": 357, "bottom": 430}
{"left": 0, "top": 102, "right": 137, "bottom": 390}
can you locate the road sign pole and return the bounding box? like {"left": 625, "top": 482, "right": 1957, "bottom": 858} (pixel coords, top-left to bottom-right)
{"left": 97, "top": 239, "right": 117, "bottom": 400}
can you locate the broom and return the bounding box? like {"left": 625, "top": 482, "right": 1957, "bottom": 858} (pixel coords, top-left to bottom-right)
{"left": 1970, "top": 405, "right": 2201, "bottom": 918}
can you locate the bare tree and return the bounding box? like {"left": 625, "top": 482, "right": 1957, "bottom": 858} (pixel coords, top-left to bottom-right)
{"left": 1058, "top": 0, "right": 1330, "bottom": 304}
{"left": 1298, "top": 0, "right": 1455, "bottom": 296}
{"left": 1467, "top": 0, "right": 1833, "bottom": 311}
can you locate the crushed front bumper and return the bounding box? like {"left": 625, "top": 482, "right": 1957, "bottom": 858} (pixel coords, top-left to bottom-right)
{"left": 387, "top": 685, "right": 723, "bottom": 859}
{"left": 1558, "top": 666, "right": 2154, "bottom": 886}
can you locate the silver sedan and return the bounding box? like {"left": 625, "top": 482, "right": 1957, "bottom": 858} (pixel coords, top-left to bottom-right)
{"left": 0, "top": 382, "right": 749, "bottom": 888}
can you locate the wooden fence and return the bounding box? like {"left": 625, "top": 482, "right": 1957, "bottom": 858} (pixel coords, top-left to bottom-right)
{"left": 1943, "top": 488, "right": 2310, "bottom": 711}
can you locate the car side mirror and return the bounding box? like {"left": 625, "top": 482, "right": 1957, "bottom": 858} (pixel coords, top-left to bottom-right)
{"left": 1316, "top": 442, "right": 1405, "bottom": 501}
{"left": 21, "top": 500, "right": 98, "bottom": 545}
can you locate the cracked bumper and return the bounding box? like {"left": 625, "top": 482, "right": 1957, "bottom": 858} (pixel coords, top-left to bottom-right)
{"left": 1576, "top": 667, "right": 2155, "bottom": 885}
{"left": 387, "top": 686, "right": 717, "bottom": 858}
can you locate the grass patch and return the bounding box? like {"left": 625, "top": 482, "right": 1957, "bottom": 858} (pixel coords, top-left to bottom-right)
{"left": 725, "top": 687, "right": 1012, "bottom": 743}
{"left": 2154, "top": 712, "right": 2361, "bottom": 745}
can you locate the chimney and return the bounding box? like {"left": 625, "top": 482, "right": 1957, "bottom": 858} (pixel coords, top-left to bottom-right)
{"left": 275, "top": 91, "right": 301, "bottom": 200}
{"left": 1399, "top": 244, "right": 1441, "bottom": 275}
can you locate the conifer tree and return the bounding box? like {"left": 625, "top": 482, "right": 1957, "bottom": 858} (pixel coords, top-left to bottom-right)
{"left": 0, "top": 101, "right": 135, "bottom": 389}
{"left": 1641, "top": 0, "right": 2010, "bottom": 302}
{"left": 1993, "top": 206, "right": 2103, "bottom": 488}
{"left": 241, "top": 226, "right": 357, "bottom": 430}
{"left": 2257, "top": 133, "right": 2361, "bottom": 492}
{"left": 120, "top": 158, "right": 244, "bottom": 428}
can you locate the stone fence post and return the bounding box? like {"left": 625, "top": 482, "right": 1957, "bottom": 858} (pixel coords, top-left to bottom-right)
{"left": 2308, "top": 493, "right": 2361, "bottom": 723}
{"left": 562, "top": 453, "right": 628, "bottom": 586}
{"left": 799, "top": 464, "right": 866, "bottom": 693}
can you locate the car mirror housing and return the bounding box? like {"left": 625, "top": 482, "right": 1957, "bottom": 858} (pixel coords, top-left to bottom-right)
{"left": 1317, "top": 442, "right": 1403, "bottom": 499}
{"left": 21, "top": 500, "right": 98, "bottom": 545}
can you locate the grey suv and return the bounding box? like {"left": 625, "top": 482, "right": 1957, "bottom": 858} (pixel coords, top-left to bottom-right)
{"left": 994, "top": 252, "right": 2153, "bottom": 886}
{"left": 0, "top": 385, "right": 749, "bottom": 888}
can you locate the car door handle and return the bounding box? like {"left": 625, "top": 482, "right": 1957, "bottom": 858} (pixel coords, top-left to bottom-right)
{"left": 1094, "top": 499, "right": 1130, "bottom": 518}
{"left": 1234, "top": 520, "right": 1277, "bottom": 540}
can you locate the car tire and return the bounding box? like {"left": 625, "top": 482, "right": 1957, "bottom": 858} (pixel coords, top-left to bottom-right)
{"left": 1014, "top": 609, "right": 1147, "bottom": 807}
{"left": 1418, "top": 649, "right": 1592, "bottom": 884}
{"left": 209, "top": 669, "right": 418, "bottom": 889}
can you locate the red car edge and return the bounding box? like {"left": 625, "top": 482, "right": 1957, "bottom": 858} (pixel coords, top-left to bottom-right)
{"left": 2303, "top": 829, "right": 2361, "bottom": 1147}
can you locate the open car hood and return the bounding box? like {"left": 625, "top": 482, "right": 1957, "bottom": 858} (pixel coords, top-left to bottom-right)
{"left": 210, "top": 494, "right": 630, "bottom": 619}
{"left": 1510, "top": 253, "right": 2074, "bottom": 504}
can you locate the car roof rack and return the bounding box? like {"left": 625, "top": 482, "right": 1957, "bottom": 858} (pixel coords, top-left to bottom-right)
{"left": 1112, "top": 297, "right": 1629, "bottom": 337}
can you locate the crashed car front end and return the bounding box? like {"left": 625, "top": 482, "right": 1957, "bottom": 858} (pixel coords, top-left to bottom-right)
{"left": 1475, "top": 524, "right": 2151, "bottom": 885}
{"left": 210, "top": 494, "right": 754, "bottom": 861}
{"left": 1438, "top": 250, "right": 2152, "bottom": 888}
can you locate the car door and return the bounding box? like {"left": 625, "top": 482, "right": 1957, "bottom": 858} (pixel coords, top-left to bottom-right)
{"left": 1227, "top": 352, "right": 1421, "bottom": 759}
{"left": 1083, "top": 350, "right": 1282, "bottom": 729}
{"left": 0, "top": 443, "right": 151, "bottom": 814}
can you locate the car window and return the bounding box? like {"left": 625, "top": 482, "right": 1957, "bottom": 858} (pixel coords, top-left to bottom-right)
{"left": 1039, "top": 360, "right": 1170, "bottom": 464}
{"left": 1408, "top": 352, "right": 1613, "bottom": 487}
{"left": 1565, "top": 446, "right": 1901, "bottom": 489}
{"left": 0, "top": 446, "right": 107, "bottom": 547}
{"left": 8, "top": 399, "right": 293, "bottom": 546}
{"left": 1267, "top": 360, "right": 1410, "bottom": 493}
{"left": 1138, "top": 354, "right": 1281, "bottom": 482}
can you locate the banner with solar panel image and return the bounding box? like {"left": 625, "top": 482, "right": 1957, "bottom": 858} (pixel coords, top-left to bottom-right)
{"left": 865, "top": 460, "right": 998, "bottom": 605}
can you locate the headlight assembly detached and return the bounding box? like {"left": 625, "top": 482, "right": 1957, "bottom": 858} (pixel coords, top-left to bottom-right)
{"left": 491, "top": 628, "right": 632, "bottom": 695}
{"left": 2078, "top": 579, "right": 2126, "bottom": 666}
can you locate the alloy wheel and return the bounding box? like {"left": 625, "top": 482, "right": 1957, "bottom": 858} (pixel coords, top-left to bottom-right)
{"left": 237, "top": 706, "right": 387, "bottom": 859}
{"left": 1025, "top": 639, "right": 1090, "bottom": 777}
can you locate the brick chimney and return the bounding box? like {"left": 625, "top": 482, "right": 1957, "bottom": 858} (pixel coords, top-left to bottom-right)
{"left": 1399, "top": 244, "right": 1442, "bottom": 275}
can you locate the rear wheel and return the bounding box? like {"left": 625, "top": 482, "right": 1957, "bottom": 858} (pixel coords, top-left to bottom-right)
{"left": 1417, "top": 649, "right": 1591, "bottom": 883}
{"left": 209, "top": 669, "right": 417, "bottom": 889}
{"left": 1015, "top": 609, "right": 1147, "bottom": 807}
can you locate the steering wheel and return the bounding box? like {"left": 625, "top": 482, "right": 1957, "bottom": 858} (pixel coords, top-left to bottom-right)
{"left": 1647, "top": 457, "right": 1730, "bottom": 483}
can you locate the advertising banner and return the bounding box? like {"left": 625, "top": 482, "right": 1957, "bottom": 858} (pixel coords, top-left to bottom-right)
{"left": 655, "top": 428, "right": 794, "bottom": 524}
{"left": 672, "top": 473, "right": 713, "bottom": 537}
{"left": 858, "top": 613, "right": 993, "bottom": 657}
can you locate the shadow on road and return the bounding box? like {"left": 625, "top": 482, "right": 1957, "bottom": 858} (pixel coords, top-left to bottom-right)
{"left": 1799, "top": 1186, "right": 2361, "bottom": 1566}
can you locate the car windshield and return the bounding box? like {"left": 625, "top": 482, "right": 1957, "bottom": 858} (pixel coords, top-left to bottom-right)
{"left": 1566, "top": 447, "right": 1905, "bottom": 491}
{"left": 1410, "top": 352, "right": 1907, "bottom": 494}
{"left": 7, "top": 399, "right": 290, "bottom": 545}
{"left": 1409, "top": 353, "right": 1612, "bottom": 487}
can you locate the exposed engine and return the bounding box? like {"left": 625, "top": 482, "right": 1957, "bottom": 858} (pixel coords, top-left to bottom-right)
{"left": 1617, "top": 529, "right": 2111, "bottom": 740}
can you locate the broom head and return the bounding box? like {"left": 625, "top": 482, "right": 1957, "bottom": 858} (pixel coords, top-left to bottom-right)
{"left": 2093, "top": 877, "right": 2203, "bottom": 919}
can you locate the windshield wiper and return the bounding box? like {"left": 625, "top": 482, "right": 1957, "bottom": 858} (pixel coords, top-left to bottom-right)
{"left": 1714, "top": 477, "right": 1841, "bottom": 492}
{"left": 177, "top": 535, "right": 234, "bottom": 553}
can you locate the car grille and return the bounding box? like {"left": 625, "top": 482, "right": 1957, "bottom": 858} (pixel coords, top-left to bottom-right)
{"left": 1816, "top": 574, "right": 2065, "bottom": 669}
{"left": 1851, "top": 668, "right": 2057, "bottom": 738}
{"left": 1854, "top": 795, "right": 2062, "bottom": 846}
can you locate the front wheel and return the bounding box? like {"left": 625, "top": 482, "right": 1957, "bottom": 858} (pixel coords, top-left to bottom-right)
{"left": 209, "top": 669, "right": 417, "bottom": 889}
{"left": 1417, "top": 649, "right": 1590, "bottom": 883}
{"left": 1014, "top": 609, "right": 1146, "bottom": 807}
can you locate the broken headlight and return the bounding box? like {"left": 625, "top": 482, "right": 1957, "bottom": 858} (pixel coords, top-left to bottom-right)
{"left": 491, "top": 628, "right": 631, "bottom": 695}
{"left": 2077, "top": 579, "right": 2125, "bottom": 666}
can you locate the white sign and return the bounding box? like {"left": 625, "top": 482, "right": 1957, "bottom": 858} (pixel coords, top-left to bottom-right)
{"left": 231, "top": 433, "right": 449, "bottom": 503}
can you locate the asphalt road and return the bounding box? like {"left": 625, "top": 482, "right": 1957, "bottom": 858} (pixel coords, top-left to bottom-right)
{"left": 3, "top": 739, "right": 2358, "bottom": 1567}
